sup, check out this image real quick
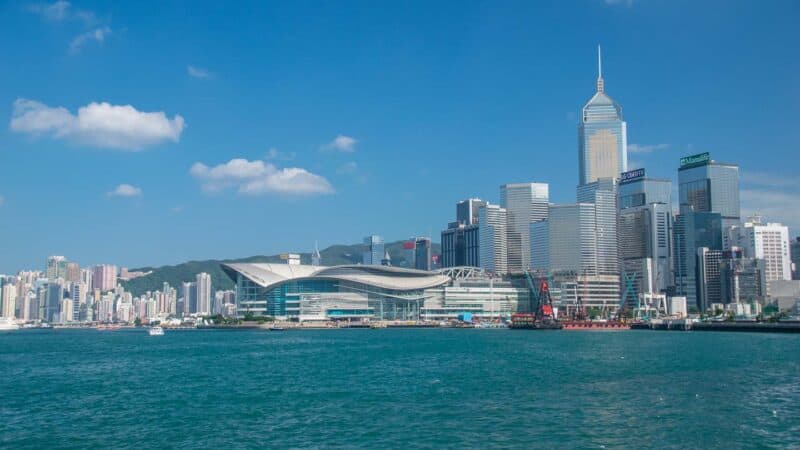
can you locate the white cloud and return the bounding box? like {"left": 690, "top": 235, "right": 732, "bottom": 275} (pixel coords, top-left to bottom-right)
{"left": 740, "top": 189, "right": 800, "bottom": 234}
{"left": 336, "top": 161, "right": 358, "bottom": 174}
{"left": 10, "top": 98, "right": 185, "bottom": 150}
{"left": 107, "top": 184, "right": 142, "bottom": 197}
{"left": 69, "top": 26, "right": 111, "bottom": 53}
{"left": 27, "top": 1, "right": 80, "bottom": 21}
{"left": 187, "top": 65, "right": 213, "bottom": 79}
{"left": 265, "top": 147, "right": 295, "bottom": 161}
{"left": 740, "top": 170, "right": 800, "bottom": 234}
{"left": 322, "top": 135, "right": 358, "bottom": 153}
{"left": 628, "top": 143, "right": 669, "bottom": 154}
{"left": 190, "top": 158, "right": 334, "bottom": 196}
{"left": 740, "top": 171, "right": 797, "bottom": 189}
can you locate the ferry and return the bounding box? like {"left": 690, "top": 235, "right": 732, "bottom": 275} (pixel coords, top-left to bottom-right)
{"left": 561, "top": 320, "right": 631, "bottom": 331}
{"left": 148, "top": 326, "right": 165, "bottom": 336}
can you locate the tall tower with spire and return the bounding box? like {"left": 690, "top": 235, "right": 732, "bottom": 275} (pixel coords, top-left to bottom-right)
{"left": 577, "top": 45, "right": 627, "bottom": 186}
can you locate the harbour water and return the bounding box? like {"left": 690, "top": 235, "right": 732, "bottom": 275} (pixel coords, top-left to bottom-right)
{"left": 1, "top": 329, "right": 798, "bottom": 448}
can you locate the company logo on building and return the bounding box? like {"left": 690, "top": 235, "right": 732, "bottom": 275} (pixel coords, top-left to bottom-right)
{"left": 679, "top": 152, "right": 710, "bottom": 168}
{"left": 619, "top": 168, "right": 645, "bottom": 184}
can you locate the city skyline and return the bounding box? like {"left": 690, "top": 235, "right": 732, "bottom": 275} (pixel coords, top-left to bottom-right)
{"left": 1, "top": 1, "right": 799, "bottom": 273}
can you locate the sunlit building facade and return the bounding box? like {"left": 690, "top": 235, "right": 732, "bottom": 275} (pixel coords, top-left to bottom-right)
{"left": 578, "top": 47, "right": 627, "bottom": 185}
{"left": 223, "top": 263, "right": 451, "bottom": 320}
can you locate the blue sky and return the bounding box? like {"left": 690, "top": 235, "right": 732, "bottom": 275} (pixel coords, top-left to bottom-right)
{"left": 1, "top": 0, "right": 798, "bottom": 273}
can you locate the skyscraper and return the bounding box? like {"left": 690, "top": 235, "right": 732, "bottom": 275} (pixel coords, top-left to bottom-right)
{"left": 414, "top": 237, "right": 432, "bottom": 271}
{"left": 578, "top": 46, "right": 627, "bottom": 185}
{"left": 618, "top": 203, "right": 673, "bottom": 301}
{"left": 697, "top": 247, "right": 724, "bottom": 311}
{"left": 362, "top": 235, "right": 385, "bottom": 265}
{"left": 678, "top": 152, "right": 740, "bottom": 231}
{"left": 791, "top": 237, "right": 800, "bottom": 280}
{"left": 1, "top": 283, "right": 17, "bottom": 319}
{"left": 577, "top": 178, "right": 619, "bottom": 276}
{"left": 196, "top": 272, "right": 212, "bottom": 315}
{"left": 673, "top": 211, "right": 723, "bottom": 309}
{"left": 441, "top": 199, "right": 483, "bottom": 268}
{"left": 546, "top": 203, "right": 597, "bottom": 276}
{"left": 500, "top": 182, "right": 548, "bottom": 272}
{"left": 46, "top": 256, "right": 67, "bottom": 281}
{"left": 181, "top": 281, "right": 196, "bottom": 315}
{"left": 44, "top": 282, "right": 64, "bottom": 323}
{"left": 456, "top": 198, "right": 486, "bottom": 226}
{"left": 729, "top": 217, "right": 792, "bottom": 284}
{"left": 618, "top": 169, "right": 673, "bottom": 301}
{"left": 545, "top": 203, "right": 622, "bottom": 310}
{"left": 92, "top": 265, "right": 117, "bottom": 292}
{"left": 478, "top": 203, "right": 507, "bottom": 274}
{"left": 618, "top": 169, "right": 672, "bottom": 210}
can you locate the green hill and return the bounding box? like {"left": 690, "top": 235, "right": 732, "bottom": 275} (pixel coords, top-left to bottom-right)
{"left": 121, "top": 240, "right": 440, "bottom": 296}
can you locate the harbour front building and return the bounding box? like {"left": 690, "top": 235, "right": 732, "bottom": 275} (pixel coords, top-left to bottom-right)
{"left": 223, "top": 263, "right": 451, "bottom": 321}
{"left": 222, "top": 263, "right": 530, "bottom": 322}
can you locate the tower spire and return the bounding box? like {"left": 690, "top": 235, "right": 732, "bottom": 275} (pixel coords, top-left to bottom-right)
{"left": 596, "top": 45, "right": 604, "bottom": 93}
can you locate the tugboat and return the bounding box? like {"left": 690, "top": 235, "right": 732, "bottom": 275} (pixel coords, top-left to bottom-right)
{"left": 510, "top": 276, "right": 562, "bottom": 330}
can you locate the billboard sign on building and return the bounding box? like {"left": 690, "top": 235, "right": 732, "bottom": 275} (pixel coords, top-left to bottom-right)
{"left": 680, "top": 152, "right": 710, "bottom": 168}
{"left": 619, "top": 168, "right": 645, "bottom": 184}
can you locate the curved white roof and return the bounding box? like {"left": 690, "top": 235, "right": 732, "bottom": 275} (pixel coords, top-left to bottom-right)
{"left": 221, "top": 263, "right": 451, "bottom": 291}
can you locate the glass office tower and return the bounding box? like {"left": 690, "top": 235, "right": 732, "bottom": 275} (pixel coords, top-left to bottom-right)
{"left": 678, "top": 153, "right": 740, "bottom": 230}
{"left": 500, "top": 183, "right": 549, "bottom": 273}
{"left": 673, "top": 211, "right": 723, "bottom": 309}
{"left": 578, "top": 47, "right": 627, "bottom": 185}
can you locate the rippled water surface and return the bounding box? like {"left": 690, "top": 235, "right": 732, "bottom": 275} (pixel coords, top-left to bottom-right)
{"left": 1, "top": 329, "right": 798, "bottom": 448}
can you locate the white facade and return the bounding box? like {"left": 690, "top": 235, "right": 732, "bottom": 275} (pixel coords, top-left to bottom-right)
{"left": 500, "top": 182, "right": 549, "bottom": 273}
{"left": 730, "top": 218, "right": 792, "bottom": 284}
{"left": 547, "top": 203, "right": 597, "bottom": 276}
{"left": 577, "top": 178, "right": 619, "bottom": 276}
{"left": 196, "top": 272, "right": 212, "bottom": 315}
{"left": 1, "top": 284, "right": 17, "bottom": 319}
{"left": 61, "top": 299, "right": 73, "bottom": 323}
{"left": 478, "top": 203, "right": 508, "bottom": 274}
{"left": 421, "top": 275, "right": 527, "bottom": 320}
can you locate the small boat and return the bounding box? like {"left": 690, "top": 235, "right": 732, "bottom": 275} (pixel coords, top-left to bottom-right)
{"left": 148, "top": 326, "right": 165, "bottom": 336}
{"left": 268, "top": 326, "right": 286, "bottom": 331}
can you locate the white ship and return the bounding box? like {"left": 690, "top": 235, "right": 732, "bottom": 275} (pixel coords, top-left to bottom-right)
{"left": 0, "top": 318, "right": 20, "bottom": 331}
{"left": 148, "top": 326, "right": 165, "bottom": 336}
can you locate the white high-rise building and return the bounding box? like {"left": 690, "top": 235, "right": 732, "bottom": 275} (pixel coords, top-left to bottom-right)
{"left": 61, "top": 299, "right": 73, "bottom": 323}
{"left": 478, "top": 203, "right": 508, "bottom": 274}
{"left": 196, "top": 272, "right": 212, "bottom": 315}
{"left": 2, "top": 284, "right": 17, "bottom": 319}
{"left": 729, "top": 217, "right": 792, "bottom": 283}
{"left": 500, "top": 182, "right": 549, "bottom": 273}
{"left": 70, "top": 282, "right": 87, "bottom": 322}
{"left": 547, "top": 203, "right": 598, "bottom": 276}
{"left": 577, "top": 178, "right": 619, "bottom": 276}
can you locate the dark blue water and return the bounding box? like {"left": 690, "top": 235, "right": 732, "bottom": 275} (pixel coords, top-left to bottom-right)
{"left": 1, "top": 329, "right": 798, "bottom": 449}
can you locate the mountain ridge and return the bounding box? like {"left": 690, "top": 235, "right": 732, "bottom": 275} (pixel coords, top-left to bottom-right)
{"left": 121, "top": 240, "right": 441, "bottom": 296}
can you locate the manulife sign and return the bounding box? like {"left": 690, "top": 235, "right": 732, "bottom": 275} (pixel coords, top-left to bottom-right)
{"left": 680, "top": 152, "right": 710, "bottom": 168}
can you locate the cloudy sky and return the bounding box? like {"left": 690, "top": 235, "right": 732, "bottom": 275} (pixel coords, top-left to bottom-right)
{"left": 0, "top": 0, "right": 798, "bottom": 272}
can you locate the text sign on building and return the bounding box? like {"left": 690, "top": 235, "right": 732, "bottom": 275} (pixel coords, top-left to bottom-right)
{"left": 680, "top": 152, "right": 710, "bottom": 168}
{"left": 619, "top": 168, "right": 645, "bottom": 184}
